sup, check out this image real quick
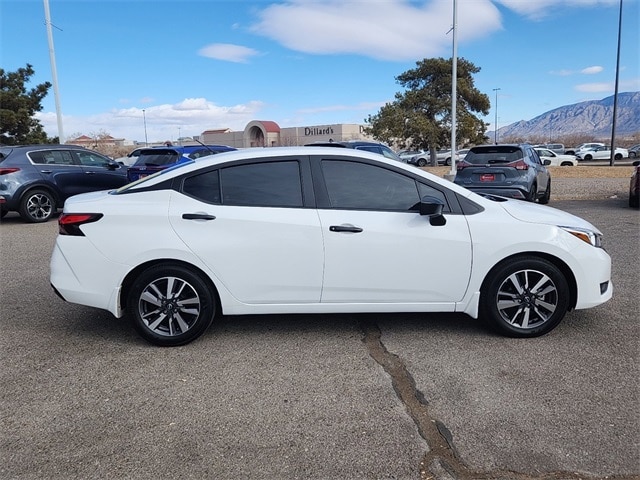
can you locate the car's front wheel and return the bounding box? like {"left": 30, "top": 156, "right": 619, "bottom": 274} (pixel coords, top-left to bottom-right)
{"left": 19, "top": 189, "right": 55, "bottom": 223}
{"left": 128, "top": 264, "right": 216, "bottom": 346}
{"left": 417, "top": 158, "right": 427, "bottom": 167}
{"left": 584, "top": 154, "right": 593, "bottom": 161}
{"left": 614, "top": 153, "right": 623, "bottom": 160}
{"left": 480, "top": 256, "right": 570, "bottom": 338}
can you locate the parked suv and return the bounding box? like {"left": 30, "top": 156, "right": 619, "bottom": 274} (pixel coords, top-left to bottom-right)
{"left": 304, "top": 140, "right": 403, "bottom": 162}
{"left": 0, "top": 144, "right": 129, "bottom": 222}
{"left": 126, "top": 144, "right": 236, "bottom": 182}
{"left": 454, "top": 144, "right": 551, "bottom": 203}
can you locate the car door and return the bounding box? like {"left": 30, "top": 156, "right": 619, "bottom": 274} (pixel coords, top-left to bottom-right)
{"left": 314, "top": 157, "right": 473, "bottom": 305}
{"left": 27, "top": 148, "right": 88, "bottom": 199}
{"left": 527, "top": 147, "right": 550, "bottom": 194}
{"left": 168, "top": 158, "right": 324, "bottom": 304}
{"left": 73, "top": 150, "right": 129, "bottom": 191}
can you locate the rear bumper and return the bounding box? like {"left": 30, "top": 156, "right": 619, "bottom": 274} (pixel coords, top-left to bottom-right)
{"left": 455, "top": 185, "right": 528, "bottom": 200}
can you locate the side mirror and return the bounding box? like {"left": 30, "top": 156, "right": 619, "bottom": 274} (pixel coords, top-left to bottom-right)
{"left": 106, "top": 160, "right": 121, "bottom": 170}
{"left": 543, "top": 159, "right": 551, "bottom": 166}
{"left": 419, "top": 196, "right": 446, "bottom": 226}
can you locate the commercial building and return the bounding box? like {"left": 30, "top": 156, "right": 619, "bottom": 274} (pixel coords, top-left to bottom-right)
{"left": 201, "top": 120, "right": 373, "bottom": 148}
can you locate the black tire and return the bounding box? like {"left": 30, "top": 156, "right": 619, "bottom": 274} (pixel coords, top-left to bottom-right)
{"left": 526, "top": 183, "right": 537, "bottom": 202}
{"left": 445, "top": 157, "right": 451, "bottom": 166}
{"left": 539, "top": 179, "right": 550, "bottom": 204}
{"left": 127, "top": 264, "right": 216, "bottom": 346}
{"left": 584, "top": 154, "right": 593, "bottom": 161}
{"left": 417, "top": 158, "right": 427, "bottom": 167}
{"left": 19, "top": 189, "right": 55, "bottom": 223}
{"left": 560, "top": 162, "right": 573, "bottom": 166}
{"left": 614, "top": 153, "right": 622, "bottom": 160}
{"left": 630, "top": 151, "right": 637, "bottom": 158}
{"left": 480, "top": 256, "right": 570, "bottom": 338}
{"left": 0, "top": 209, "right": 7, "bottom": 219}
{"left": 630, "top": 194, "right": 639, "bottom": 208}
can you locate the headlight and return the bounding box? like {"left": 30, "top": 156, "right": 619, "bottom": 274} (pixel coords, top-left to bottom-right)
{"left": 561, "top": 226, "right": 603, "bottom": 248}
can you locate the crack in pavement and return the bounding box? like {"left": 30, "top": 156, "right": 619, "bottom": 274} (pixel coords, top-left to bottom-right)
{"left": 358, "top": 319, "right": 638, "bottom": 480}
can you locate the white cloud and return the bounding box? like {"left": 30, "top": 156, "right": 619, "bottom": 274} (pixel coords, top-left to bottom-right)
{"left": 495, "top": 0, "right": 619, "bottom": 19}
{"left": 198, "top": 43, "right": 260, "bottom": 63}
{"left": 581, "top": 65, "right": 604, "bottom": 74}
{"left": 250, "top": 0, "right": 502, "bottom": 61}
{"left": 37, "top": 98, "right": 266, "bottom": 144}
{"left": 575, "top": 82, "right": 613, "bottom": 92}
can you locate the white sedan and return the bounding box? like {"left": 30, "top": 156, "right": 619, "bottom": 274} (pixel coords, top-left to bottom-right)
{"left": 577, "top": 146, "right": 628, "bottom": 161}
{"left": 50, "top": 147, "right": 612, "bottom": 346}
{"left": 534, "top": 148, "right": 578, "bottom": 166}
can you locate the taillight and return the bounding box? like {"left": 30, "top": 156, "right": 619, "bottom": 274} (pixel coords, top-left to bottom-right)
{"left": 0, "top": 167, "right": 20, "bottom": 175}
{"left": 510, "top": 160, "right": 529, "bottom": 170}
{"left": 58, "top": 213, "right": 103, "bottom": 236}
{"left": 456, "top": 161, "right": 471, "bottom": 170}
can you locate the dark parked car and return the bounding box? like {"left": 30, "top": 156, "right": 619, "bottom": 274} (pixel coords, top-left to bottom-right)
{"left": 630, "top": 160, "right": 640, "bottom": 208}
{"left": 454, "top": 144, "right": 551, "bottom": 203}
{"left": 126, "top": 145, "right": 236, "bottom": 182}
{"left": 0, "top": 144, "right": 129, "bottom": 222}
{"left": 304, "top": 140, "right": 403, "bottom": 162}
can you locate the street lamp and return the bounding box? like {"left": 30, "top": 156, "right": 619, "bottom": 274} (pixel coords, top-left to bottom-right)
{"left": 493, "top": 88, "right": 501, "bottom": 144}
{"left": 142, "top": 109, "right": 148, "bottom": 146}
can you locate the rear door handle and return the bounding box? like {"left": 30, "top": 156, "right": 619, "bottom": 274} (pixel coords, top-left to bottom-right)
{"left": 182, "top": 213, "right": 216, "bottom": 221}
{"left": 329, "top": 224, "right": 363, "bottom": 233}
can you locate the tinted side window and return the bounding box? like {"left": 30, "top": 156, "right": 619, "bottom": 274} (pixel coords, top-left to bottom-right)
{"left": 322, "top": 160, "right": 419, "bottom": 211}
{"left": 75, "top": 151, "right": 112, "bottom": 167}
{"left": 29, "top": 150, "right": 74, "bottom": 165}
{"left": 183, "top": 170, "right": 221, "bottom": 204}
{"left": 417, "top": 183, "right": 450, "bottom": 213}
{"left": 221, "top": 161, "right": 303, "bottom": 207}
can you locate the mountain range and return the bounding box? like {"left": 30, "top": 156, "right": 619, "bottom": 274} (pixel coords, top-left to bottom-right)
{"left": 491, "top": 91, "right": 640, "bottom": 141}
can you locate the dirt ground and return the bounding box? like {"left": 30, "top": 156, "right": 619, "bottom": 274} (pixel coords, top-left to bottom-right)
{"left": 424, "top": 165, "right": 634, "bottom": 179}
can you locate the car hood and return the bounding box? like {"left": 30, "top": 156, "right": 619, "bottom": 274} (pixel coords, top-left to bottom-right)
{"left": 497, "top": 198, "right": 601, "bottom": 233}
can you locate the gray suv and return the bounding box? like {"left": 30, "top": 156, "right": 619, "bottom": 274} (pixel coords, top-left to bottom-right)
{"left": 453, "top": 144, "right": 551, "bottom": 203}
{"left": 0, "top": 144, "right": 129, "bottom": 222}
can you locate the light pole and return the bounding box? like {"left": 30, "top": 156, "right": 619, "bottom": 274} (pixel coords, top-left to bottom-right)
{"left": 142, "top": 109, "right": 148, "bottom": 146}
{"left": 609, "top": 0, "right": 623, "bottom": 167}
{"left": 493, "top": 87, "right": 501, "bottom": 144}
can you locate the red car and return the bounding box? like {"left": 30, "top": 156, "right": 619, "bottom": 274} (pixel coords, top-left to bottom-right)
{"left": 630, "top": 160, "right": 640, "bottom": 208}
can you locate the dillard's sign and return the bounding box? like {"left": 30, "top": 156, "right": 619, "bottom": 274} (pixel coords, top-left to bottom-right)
{"left": 304, "top": 126, "right": 335, "bottom": 136}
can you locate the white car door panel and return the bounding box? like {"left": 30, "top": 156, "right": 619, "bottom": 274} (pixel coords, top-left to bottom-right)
{"left": 169, "top": 194, "right": 324, "bottom": 305}
{"left": 317, "top": 209, "right": 473, "bottom": 303}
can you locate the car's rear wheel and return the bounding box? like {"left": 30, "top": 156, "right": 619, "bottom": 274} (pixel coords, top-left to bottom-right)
{"left": 539, "top": 180, "right": 550, "bottom": 204}
{"left": 19, "top": 189, "right": 55, "bottom": 223}
{"left": 630, "top": 194, "right": 639, "bottom": 208}
{"left": 527, "top": 183, "right": 537, "bottom": 202}
{"left": 417, "top": 158, "right": 427, "bottom": 167}
{"left": 0, "top": 209, "right": 7, "bottom": 219}
{"left": 480, "top": 256, "right": 570, "bottom": 338}
{"left": 128, "top": 264, "right": 216, "bottom": 346}
{"left": 445, "top": 157, "right": 451, "bottom": 166}
{"left": 614, "top": 153, "right": 623, "bottom": 160}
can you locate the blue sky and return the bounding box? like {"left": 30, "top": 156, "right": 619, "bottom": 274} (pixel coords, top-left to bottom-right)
{"left": 2, "top": 0, "right": 638, "bottom": 144}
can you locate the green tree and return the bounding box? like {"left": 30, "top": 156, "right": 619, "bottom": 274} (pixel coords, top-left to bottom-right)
{"left": 0, "top": 64, "right": 55, "bottom": 145}
{"left": 365, "top": 57, "right": 490, "bottom": 164}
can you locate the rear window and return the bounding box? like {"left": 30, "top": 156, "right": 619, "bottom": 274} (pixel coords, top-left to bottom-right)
{"left": 464, "top": 146, "right": 523, "bottom": 165}
{"left": 0, "top": 147, "right": 13, "bottom": 162}
{"left": 133, "top": 149, "right": 181, "bottom": 167}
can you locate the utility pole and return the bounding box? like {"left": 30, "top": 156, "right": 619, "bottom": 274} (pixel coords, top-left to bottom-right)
{"left": 609, "top": 0, "right": 623, "bottom": 166}
{"left": 43, "top": 0, "right": 64, "bottom": 143}
{"left": 493, "top": 88, "right": 501, "bottom": 144}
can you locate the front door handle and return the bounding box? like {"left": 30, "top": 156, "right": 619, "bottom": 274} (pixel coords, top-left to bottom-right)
{"left": 182, "top": 213, "right": 216, "bottom": 221}
{"left": 329, "top": 224, "right": 363, "bottom": 233}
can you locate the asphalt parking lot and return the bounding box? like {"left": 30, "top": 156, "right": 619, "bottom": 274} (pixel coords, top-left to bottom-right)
{"left": 1, "top": 198, "right": 638, "bottom": 480}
